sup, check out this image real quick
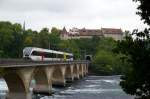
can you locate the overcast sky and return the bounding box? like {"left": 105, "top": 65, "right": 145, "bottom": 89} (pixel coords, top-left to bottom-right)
{"left": 0, "top": 0, "right": 148, "bottom": 31}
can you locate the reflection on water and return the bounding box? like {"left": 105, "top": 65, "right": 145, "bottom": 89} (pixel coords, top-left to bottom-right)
{"left": 0, "top": 76, "right": 134, "bottom": 99}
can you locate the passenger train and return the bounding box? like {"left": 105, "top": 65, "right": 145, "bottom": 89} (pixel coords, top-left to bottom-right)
{"left": 23, "top": 47, "right": 73, "bottom": 61}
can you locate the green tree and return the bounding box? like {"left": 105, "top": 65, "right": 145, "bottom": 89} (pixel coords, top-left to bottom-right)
{"left": 116, "top": 31, "right": 150, "bottom": 99}
{"left": 0, "top": 22, "right": 18, "bottom": 57}
{"left": 92, "top": 50, "right": 115, "bottom": 75}
{"left": 49, "top": 27, "right": 61, "bottom": 49}
{"left": 38, "top": 28, "right": 50, "bottom": 48}
{"left": 23, "top": 29, "right": 34, "bottom": 47}
{"left": 92, "top": 37, "right": 127, "bottom": 75}
{"left": 96, "top": 37, "right": 116, "bottom": 52}
{"left": 51, "top": 27, "right": 60, "bottom": 35}
{"left": 75, "top": 37, "right": 100, "bottom": 55}
{"left": 0, "top": 50, "right": 4, "bottom": 58}
{"left": 59, "top": 39, "right": 80, "bottom": 59}
{"left": 10, "top": 23, "right": 23, "bottom": 58}
{"left": 133, "top": 0, "right": 150, "bottom": 25}
{"left": 115, "top": 0, "right": 150, "bottom": 98}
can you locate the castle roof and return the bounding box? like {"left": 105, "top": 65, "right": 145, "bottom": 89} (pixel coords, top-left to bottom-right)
{"left": 101, "top": 28, "right": 123, "bottom": 34}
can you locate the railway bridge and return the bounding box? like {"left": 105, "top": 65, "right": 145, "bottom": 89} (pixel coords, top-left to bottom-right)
{"left": 0, "top": 59, "right": 89, "bottom": 99}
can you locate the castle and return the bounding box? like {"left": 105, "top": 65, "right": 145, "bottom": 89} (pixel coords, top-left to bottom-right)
{"left": 60, "top": 27, "right": 124, "bottom": 40}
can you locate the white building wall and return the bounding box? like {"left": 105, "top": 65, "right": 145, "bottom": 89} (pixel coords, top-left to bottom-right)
{"left": 104, "top": 34, "right": 123, "bottom": 40}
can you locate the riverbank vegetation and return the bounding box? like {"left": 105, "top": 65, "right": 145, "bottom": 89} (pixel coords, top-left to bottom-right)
{"left": 92, "top": 37, "right": 130, "bottom": 75}
{"left": 115, "top": 0, "right": 150, "bottom": 99}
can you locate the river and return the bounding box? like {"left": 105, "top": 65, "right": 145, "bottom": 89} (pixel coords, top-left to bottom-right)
{"left": 0, "top": 75, "right": 134, "bottom": 99}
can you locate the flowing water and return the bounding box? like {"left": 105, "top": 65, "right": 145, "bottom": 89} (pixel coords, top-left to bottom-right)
{"left": 0, "top": 75, "right": 134, "bottom": 99}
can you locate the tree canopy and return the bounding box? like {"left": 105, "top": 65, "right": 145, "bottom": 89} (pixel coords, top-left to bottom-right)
{"left": 133, "top": 0, "right": 150, "bottom": 25}
{"left": 116, "top": 30, "right": 150, "bottom": 99}
{"left": 115, "top": 0, "right": 150, "bottom": 98}
{"left": 0, "top": 22, "right": 61, "bottom": 58}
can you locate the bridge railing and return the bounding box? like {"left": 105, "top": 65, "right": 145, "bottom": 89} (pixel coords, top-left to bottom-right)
{"left": 0, "top": 59, "right": 90, "bottom": 67}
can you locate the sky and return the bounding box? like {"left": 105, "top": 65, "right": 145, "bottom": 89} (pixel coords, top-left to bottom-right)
{"left": 0, "top": 0, "right": 148, "bottom": 31}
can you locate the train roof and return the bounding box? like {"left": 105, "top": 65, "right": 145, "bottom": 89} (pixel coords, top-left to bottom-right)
{"left": 23, "top": 47, "right": 73, "bottom": 56}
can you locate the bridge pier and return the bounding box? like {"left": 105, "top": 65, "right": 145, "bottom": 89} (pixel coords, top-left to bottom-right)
{"left": 33, "top": 66, "right": 54, "bottom": 95}
{"left": 73, "top": 64, "right": 80, "bottom": 79}
{"left": 52, "top": 65, "right": 66, "bottom": 86}
{"left": 4, "top": 67, "right": 34, "bottom": 99}
{"left": 86, "top": 64, "right": 89, "bottom": 74}
{"left": 65, "top": 65, "right": 74, "bottom": 82}
{"left": 83, "top": 64, "right": 87, "bottom": 76}
{"left": 79, "top": 64, "right": 84, "bottom": 78}
{"left": 6, "top": 92, "right": 32, "bottom": 99}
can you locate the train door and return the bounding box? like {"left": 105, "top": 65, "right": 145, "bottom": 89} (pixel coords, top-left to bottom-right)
{"left": 40, "top": 52, "right": 45, "bottom": 61}
{"left": 64, "top": 53, "right": 67, "bottom": 61}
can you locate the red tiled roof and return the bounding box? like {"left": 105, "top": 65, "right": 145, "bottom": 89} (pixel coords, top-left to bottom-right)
{"left": 79, "top": 28, "right": 103, "bottom": 36}
{"left": 60, "top": 27, "right": 68, "bottom": 35}
{"left": 101, "top": 28, "right": 123, "bottom": 34}
{"left": 60, "top": 27, "right": 123, "bottom": 37}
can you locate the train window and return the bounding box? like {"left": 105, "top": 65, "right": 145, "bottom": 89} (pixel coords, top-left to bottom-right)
{"left": 53, "top": 53, "right": 56, "bottom": 58}
{"left": 48, "top": 53, "right": 52, "bottom": 58}
{"left": 50, "top": 53, "right": 53, "bottom": 58}
{"left": 44, "top": 52, "right": 55, "bottom": 58}
{"left": 25, "top": 54, "right": 29, "bottom": 56}
{"left": 61, "top": 54, "right": 64, "bottom": 58}
{"left": 31, "top": 50, "right": 72, "bottom": 59}
{"left": 69, "top": 55, "right": 73, "bottom": 59}
{"left": 50, "top": 53, "right": 56, "bottom": 58}
{"left": 45, "top": 52, "right": 50, "bottom": 58}
{"left": 57, "top": 54, "right": 61, "bottom": 58}
{"left": 69, "top": 55, "right": 71, "bottom": 59}
{"left": 32, "top": 51, "right": 41, "bottom": 56}
{"left": 66, "top": 55, "right": 69, "bottom": 59}
{"left": 60, "top": 54, "right": 62, "bottom": 58}
{"left": 55, "top": 54, "right": 58, "bottom": 58}
{"left": 49, "top": 53, "right": 54, "bottom": 58}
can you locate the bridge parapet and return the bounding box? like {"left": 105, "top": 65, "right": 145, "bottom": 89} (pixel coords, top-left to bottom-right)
{"left": 0, "top": 59, "right": 89, "bottom": 68}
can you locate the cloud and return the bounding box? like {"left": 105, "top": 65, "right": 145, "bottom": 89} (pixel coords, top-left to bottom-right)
{"left": 0, "top": 0, "right": 147, "bottom": 31}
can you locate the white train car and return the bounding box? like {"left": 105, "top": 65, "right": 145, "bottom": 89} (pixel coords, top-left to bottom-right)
{"left": 23, "top": 47, "right": 73, "bottom": 61}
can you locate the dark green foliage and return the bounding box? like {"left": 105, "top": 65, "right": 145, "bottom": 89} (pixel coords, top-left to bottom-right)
{"left": 115, "top": 0, "right": 150, "bottom": 99}
{"left": 49, "top": 27, "right": 61, "bottom": 49}
{"left": 38, "top": 28, "right": 50, "bottom": 48}
{"left": 58, "top": 39, "right": 80, "bottom": 59}
{"left": 0, "top": 21, "right": 23, "bottom": 58}
{"left": 116, "top": 30, "right": 150, "bottom": 99}
{"left": 133, "top": 0, "right": 150, "bottom": 25}
{"left": 92, "top": 37, "right": 129, "bottom": 75}
{"left": 58, "top": 37, "right": 101, "bottom": 59}
{"left": 0, "top": 22, "right": 62, "bottom": 58}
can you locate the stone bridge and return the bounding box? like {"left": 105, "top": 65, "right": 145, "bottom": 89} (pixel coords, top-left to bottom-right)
{"left": 0, "top": 59, "right": 89, "bottom": 99}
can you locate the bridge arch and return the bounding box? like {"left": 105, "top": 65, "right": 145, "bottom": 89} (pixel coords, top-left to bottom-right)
{"left": 85, "top": 64, "right": 88, "bottom": 74}
{"left": 3, "top": 70, "right": 29, "bottom": 99}
{"left": 79, "top": 64, "right": 84, "bottom": 78}
{"left": 73, "top": 64, "right": 79, "bottom": 79}
{"left": 0, "top": 60, "right": 89, "bottom": 99}
{"left": 82, "top": 64, "right": 87, "bottom": 76}
{"left": 32, "top": 67, "right": 51, "bottom": 94}
{"left": 65, "top": 65, "right": 74, "bottom": 82}
{"left": 52, "top": 65, "right": 66, "bottom": 86}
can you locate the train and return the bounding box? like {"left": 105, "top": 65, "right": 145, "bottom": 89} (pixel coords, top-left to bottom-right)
{"left": 23, "top": 47, "right": 73, "bottom": 61}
